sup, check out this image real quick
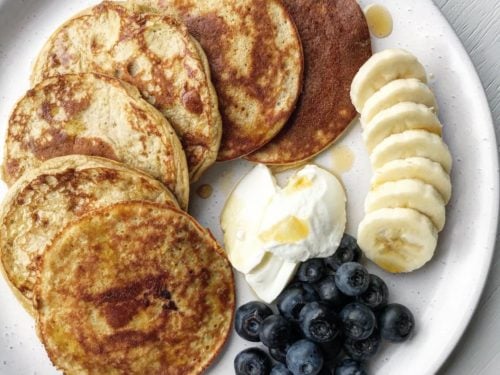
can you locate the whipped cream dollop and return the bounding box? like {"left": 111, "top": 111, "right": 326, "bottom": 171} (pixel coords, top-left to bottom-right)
{"left": 221, "top": 164, "right": 346, "bottom": 302}
{"left": 259, "top": 165, "right": 346, "bottom": 262}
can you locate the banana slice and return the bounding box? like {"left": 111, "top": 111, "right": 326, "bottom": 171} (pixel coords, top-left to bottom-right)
{"left": 350, "top": 48, "right": 427, "bottom": 112}
{"left": 365, "top": 179, "right": 446, "bottom": 231}
{"left": 371, "top": 130, "right": 452, "bottom": 173}
{"left": 371, "top": 157, "right": 452, "bottom": 203}
{"left": 361, "top": 79, "right": 438, "bottom": 125}
{"left": 363, "top": 102, "right": 442, "bottom": 152}
{"left": 357, "top": 207, "right": 438, "bottom": 273}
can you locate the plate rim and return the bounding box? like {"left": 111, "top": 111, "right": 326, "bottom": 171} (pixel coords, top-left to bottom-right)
{"left": 427, "top": 1, "right": 500, "bottom": 372}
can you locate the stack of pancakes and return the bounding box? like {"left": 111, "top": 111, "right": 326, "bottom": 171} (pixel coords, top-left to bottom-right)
{"left": 0, "top": 0, "right": 371, "bottom": 373}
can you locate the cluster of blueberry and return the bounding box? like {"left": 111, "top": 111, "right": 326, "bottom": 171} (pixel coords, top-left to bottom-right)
{"left": 233, "top": 235, "right": 415, "bottom": 375}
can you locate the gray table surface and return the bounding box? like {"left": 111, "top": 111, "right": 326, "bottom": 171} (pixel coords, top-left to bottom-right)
{"left": 433, "top": 0, "right": 500, "bottom": 374}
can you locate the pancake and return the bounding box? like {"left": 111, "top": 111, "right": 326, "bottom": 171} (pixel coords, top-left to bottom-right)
{"left": 247, "top": 0, "right": 372, "bottom": 165}
{"left": 35, "top": 201, "right": 234, "bottom": 374}
{"left": 32, "top": 1, "right": 221, "bottom": 181}
{"left": 0, "top": 155, "right": 178, "bottom": 314}
{"left": 4, "top": 72, "right": 190, "bottom": 209}
{"left": 131, "top": 0, "right": 304, "bottom": 160}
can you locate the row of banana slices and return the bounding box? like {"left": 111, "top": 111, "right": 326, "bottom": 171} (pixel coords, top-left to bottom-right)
{"left": 350, "top": 49, "right": 452, "bottom": 273}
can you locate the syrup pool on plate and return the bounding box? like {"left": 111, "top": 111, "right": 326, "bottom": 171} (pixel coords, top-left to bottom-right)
{"left": 330, "top": 145, "right": 355, "bottom": 175}
{"left": 364, "top": 4, "right": 393, "bottom": 38}
{"left": 196, "top": 184, "right": 213, "bottom": 199}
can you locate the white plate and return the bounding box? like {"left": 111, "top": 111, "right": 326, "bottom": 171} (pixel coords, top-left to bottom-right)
{"left": 0, "top": 0, "right": 497, "bottom": 374}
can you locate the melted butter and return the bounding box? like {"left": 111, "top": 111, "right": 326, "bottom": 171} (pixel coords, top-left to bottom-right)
{"left": 284, "top": 176, "right": 313, "bottom": 194}
{"left": 259, "top": 216, "right": 309, "bottom": 244}
{"left": 331, "top": 145, "right": 354, "bottom": 174}
{"left": 364, "top": 4, "right": 393, "bottom": 38}
{"left": 196, "top": 184, "right": 213, "bottom": 199}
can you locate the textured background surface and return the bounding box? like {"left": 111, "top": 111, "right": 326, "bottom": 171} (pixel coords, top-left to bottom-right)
{"left": 435, "top": 0, "right": 500, "bottom": 374}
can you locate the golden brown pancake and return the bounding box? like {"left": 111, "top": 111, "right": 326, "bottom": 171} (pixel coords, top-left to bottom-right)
{"left": 247, "top": 0, "right": 372, "bottom": 165}
{"left": 4, "top": 73, "right": 190, "bottom": 209}
{"left": 0, "top": 155, "right": 178, "bottom": 314}
{"left": 131, "top": 0, "right": 304, "bottom": 160}
{"left": 35, "top": 201, "right": 234, "bottom": 374}
{"left": 32, "top": 1, "right": 221, "bottom": 181}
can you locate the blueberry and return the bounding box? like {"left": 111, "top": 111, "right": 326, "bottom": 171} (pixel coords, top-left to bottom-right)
{"left": 277, "top": 286, "right": 318, "bottom": 321}
{"left": 356, "top": 274, "right": 389, "bottom": 311}
{"left": 339, "top": 303, "right": 376, "bottom": 340}
{"left": 334, "top": 262, "right": 369, "bottom": 297}
{"left": 334, "top": 359, "right": 367, "bottom": 375}
{"left": 271, "top": 363, "right": 293, "bottom": 375}
{"left": 260, "top": 314, "right": 293, "bottom": 348}
{"left": 343, "top": 330, "right": 381, "bottom": 361}
{"left": 297, "top": 259, "right": 326, "bottom": 283}
{"left": 315, "top": 276, "right": 349, "bottom": 309}
{"left": 235, "top": 301, "right": 274, "bottom": 342}
{"left": 288, "top": 281, "right": 319, "bottom": 302}
{"left": 234, "top": 347, "right": 271, "bottom": 375}
{"left": 324, "top": 234, "right": 362, "bottom": 272}
{"left": 299, "top": 302, "right": 340, "bottom": 343}
{"left": 269, "top": 345, "right": 290, "bottom": 363}
{"left": 379, "top": 303, "right": 415, "bottom": 342}
{"left": 286, "top": 339, "right": 324, "bottom": 375}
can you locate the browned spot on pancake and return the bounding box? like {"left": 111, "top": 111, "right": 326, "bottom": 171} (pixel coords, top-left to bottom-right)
{"left": 184, "top": 13, "right": 228, "bottom": 83}
{"left": 105, "top": 329, "right": 159, "bottom": 348}
{"left": 37, "top": 78, "right": 92, "bottom": 120}
{"left": 95, "top": 168, "right": 120, "bottom": 183}
{"left": 61, "top": 96, "right": 91, "bottom": 118}
{"left": 248, "top": 0, "right": 372, "bottom": 164}
{"left": 5, "top": 159, "right": 19, "bottom": 181}
{"left": 126, "top": 103, "right": 162, "bottom": 136}
{"left": 49, "top": 53, "right": 61, "bottom": 67}
{"left": 198, "top": 268, "right": 210, "bottom": 287}
{"left": 25, "top": 88, "right": 36, "bottom": 98}
{"left": 101, "top": 301, "right": 148, "bottom": 329}
{"left": 93, "top": 276, "right": 166, "bottom": 303}
{"left": 178, "top": 130, "right": 210, "bottom": 168}
{"left": 126, "top": 60, "right": 141, "bottom": 77}
{"left": 28, "top": 128, "right": 118, "bottom": 162}
{"left": 82, "top": 274, "right": 175, "bottom": 329}
{"left": 40, "top": 102, "right": 55, "bottom": 122}
{"left": 182, "top": 88, "right": 203, "bottom": 114}
{"left": 151, "top": 65, "right": 176, "bottom": 110}
{"left": 90, "top": 37, "right": 101, "bottom": 52}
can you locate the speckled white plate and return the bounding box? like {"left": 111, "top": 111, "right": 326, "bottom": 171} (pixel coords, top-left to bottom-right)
{"left": 0, "top": 0, "right": 498, "bottom": 374}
